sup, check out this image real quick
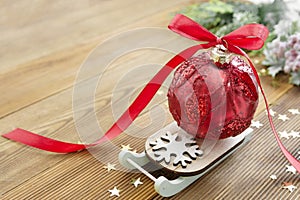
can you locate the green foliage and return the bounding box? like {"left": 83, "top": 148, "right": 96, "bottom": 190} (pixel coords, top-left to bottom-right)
{"left": 258, "top": 0, "right": 287, "bottom": 31}
{"left": 262, "top": 21, "right": 300, "bottom": 86}
{"left": 215, "top": 12, "right": 260, "bottom": 36}
{"left": 179, "top": 0, "right": 234, "bottom": 31}
{"left": 291, "top": 72, "right": 300, "bottom": 86}
{"left": 179, "top": 0, "right": 300, "bottom": 86}
{"left": 179, "top": 0, "right": 287, "bottom": 36}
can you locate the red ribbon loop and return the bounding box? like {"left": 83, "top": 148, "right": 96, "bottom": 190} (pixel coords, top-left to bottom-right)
{"left": 168, "top": 14, "right": 217, "bottom": 42}
{"left": 3, "top": 14, "right": 300, "bottom": 174}
{"left": 168, "top": 14, "right": 269, "bottom": 53}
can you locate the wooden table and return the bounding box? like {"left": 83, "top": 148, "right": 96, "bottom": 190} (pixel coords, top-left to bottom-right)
{"left": 1, "top": 1, "right": 299, "bottom": 199}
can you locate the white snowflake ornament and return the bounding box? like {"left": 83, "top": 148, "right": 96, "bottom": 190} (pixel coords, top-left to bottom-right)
{"left": 150, "top": 131, "right": 203, "bottom": 168}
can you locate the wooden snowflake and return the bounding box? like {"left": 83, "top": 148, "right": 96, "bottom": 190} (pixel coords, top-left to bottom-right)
{"left": 149, "top": 131, "right": 203, "bottom": 168}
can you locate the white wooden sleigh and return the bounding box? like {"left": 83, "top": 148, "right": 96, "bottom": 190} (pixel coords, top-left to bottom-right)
{"left": 119, "top": 122, "right": 253, "bottom": 197}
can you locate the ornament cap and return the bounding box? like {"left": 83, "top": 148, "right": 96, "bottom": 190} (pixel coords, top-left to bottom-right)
{"left": 211, "top": 45, "right": 232, "bottom": 65}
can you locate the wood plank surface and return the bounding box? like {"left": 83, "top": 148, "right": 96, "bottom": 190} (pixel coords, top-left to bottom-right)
{"left": 0, "top": 0, "right": 190, "bottom": 118}
{"left": 0, "top": 0, "right": 194, "bottom": 196}
{"left": 0, "top": 0, "right": 298, "bottom": 199}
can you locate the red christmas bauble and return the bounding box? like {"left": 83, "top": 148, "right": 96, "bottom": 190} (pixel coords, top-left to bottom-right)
{"left": 167, "top": 47, "right": 258, "bottom": 139}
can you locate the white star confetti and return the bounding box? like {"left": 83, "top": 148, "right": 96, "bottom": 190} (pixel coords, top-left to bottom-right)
{"left": 286, "top": 165, "right": 297, "bottom": 174}
{"left": 278, "top": 114, "right": 290, "bottom": 122}
{"left": 108, "top": 186, "right": 121, "bottom": 197}
{"left": 282, "top": 182, "right": 297, "bottom": 193}
{"left": 251, "top": 120, "right": 263, "bottom": 128}
{"left": 289, "top": 130, "right": 300, "bottom": 138}
{"left": 121, "top": 144, "right": 133, "bottom": 151}
{"left": 288, "top": 109, "right": 300, "bottom": 115}
{"left": 132, "top": 177, "right": 143, "bottom": 188}
{"left": 270, "top": 174, "right": 277, "bottom": 180}
{"left": 103, "top": 163, "right": 116, "bottom": 172}
{"left": 279, "top": 131, "right": 290, "bottom": 139}
{"left": 265, "top": 109, "right": 276, "bottom": 117}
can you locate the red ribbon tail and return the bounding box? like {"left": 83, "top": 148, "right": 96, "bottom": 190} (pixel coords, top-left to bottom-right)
{"left": 233, "top": 46, "right": 300, "bottom": 173}
{"left": 2, "top": 44, "right": 206, "bottom": 153}
{"left": 2, "top": 128, "right": 86, "bottom": 153}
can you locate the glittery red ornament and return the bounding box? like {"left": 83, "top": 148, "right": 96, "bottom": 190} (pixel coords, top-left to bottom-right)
{"left": 167, "top": 46, "right": 259, "bottom": 139}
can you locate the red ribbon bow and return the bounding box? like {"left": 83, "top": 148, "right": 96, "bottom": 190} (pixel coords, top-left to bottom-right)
{"left": 168, "top": 14, "right": 269, "bottom": 52}
{"left": 3, "top": 14, "right": 300, "bottom": 173}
